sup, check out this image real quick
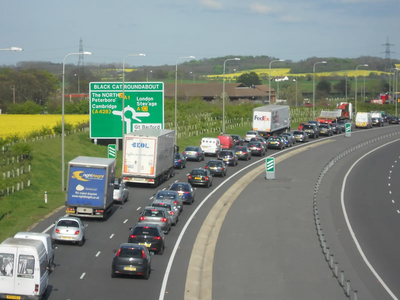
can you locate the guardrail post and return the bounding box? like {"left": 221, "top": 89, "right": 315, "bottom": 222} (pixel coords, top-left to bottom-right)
{"left": 345, "top": 280, "right": 351, "bottom": 297}
{"left": 340, "top": 271, "right": 345, "bottom": 286}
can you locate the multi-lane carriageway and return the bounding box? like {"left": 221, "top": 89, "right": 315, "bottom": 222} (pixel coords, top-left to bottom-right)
{"left": 29, "top": 125, "right": 400, "bottom": 300}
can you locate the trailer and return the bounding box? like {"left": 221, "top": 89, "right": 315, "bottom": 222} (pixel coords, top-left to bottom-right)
{"left": 122, "top": 129, "right": 175, "bottom": 186}
{"left": 65, "top": 156, "right": 116, "bottom": 219}
{"left": 316, "top": 109, "right": 342, "bottom": 124}
{"left": 252, "top": 105, "right": 291, "bottom": 137}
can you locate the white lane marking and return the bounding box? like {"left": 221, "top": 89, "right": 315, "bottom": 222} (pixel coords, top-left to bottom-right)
{"left": 80, "top": 273, "right": 86, "bottom": 279}
{"left": 389, "top": 191, "right": 392, "bottom": 194}
{"left": 388, "top": 183, "right": 391, "bottom": 186}
{"left": 390, "top": 170, "right": 392, "bottom": 173}
{"left": 162, "top": 188, "right": 166, "bottom": 190}
{"left": 137, "top": 207, "right": 141, "bottom": 211}
{"left": 392, "top": 165, "right": 394, "bottom": 168}
{"left": 123, "top": 219, "right": 128, "bottom": 224}
{"left": 395, "top": 161, "right": 397, "bottom": 163}
{"left": 42, "top": 224, "right": 55, "bottom": 233}
{"left": 398, "top": 210, "right": 400, "bottom": 214}
{"left": 341, "top": 138, "right": 400, "bottom": 300}
{"left": 174, "top": 180, "right": 178, "bottom": 183}
{"left": 392, "top": 200, "right": 395, "bottom": 203}
{"left": 95, "top": 251, "right": 101, "bottom": 257}
{"left": 109, "top": 234, "right": 114, "bottom": 239}
{"left": 150, "top": 197, "right": 154, "bottom": 200}
{"left": 389, "top": 177, "right": 391, "bottom": 179}
{"left": 158, "top": 136, "right": 337, "bottom": 300}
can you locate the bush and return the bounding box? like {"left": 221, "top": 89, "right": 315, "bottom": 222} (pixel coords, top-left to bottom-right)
{"left": 74, "top": 121, "right": 89, "bottom": 130}
{"left": 10, "top": 143, "right": 32, "bottom": 157}
{"left": 52, "top": 121, "right": 73, "bottom": 134}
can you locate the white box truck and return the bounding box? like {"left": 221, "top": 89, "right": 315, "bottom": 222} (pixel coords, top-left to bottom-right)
{"left": 252, "top": 105, "right": 291, "bottom": 137}
{"left": 122, "top": 129, "right": 175, "bottom": 185}
{"left": 65, "top": 156, "right": 116, "bottom": 219}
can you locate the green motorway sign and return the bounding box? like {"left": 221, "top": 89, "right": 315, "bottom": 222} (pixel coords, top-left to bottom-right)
{"left": 266, "top": 157, "right": 275, "bottom": 172}
{"left": 90, "top": 82, "right": 164, "bottom": 139}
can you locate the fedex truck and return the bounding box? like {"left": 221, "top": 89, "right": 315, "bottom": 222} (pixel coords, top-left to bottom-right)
{"left": 252, "top": 105, "right": 291, "bottom": 137}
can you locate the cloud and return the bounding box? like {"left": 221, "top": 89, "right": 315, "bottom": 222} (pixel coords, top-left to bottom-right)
{"left": 200, "top": 0, "right": 223, "bottom": 10}
{"left": 280, "top": 15, "right": 302, "bottom": 23}
{"left": 249, "top": 2, "right": 274, "bottom": 14}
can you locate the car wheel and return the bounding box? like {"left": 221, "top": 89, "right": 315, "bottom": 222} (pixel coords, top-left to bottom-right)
{"left": 78, "top": 236, "right": 85, "bottom": 247}
{"left": 207, "top": 182, "right": 210, "bottom": 188}
{"left": 158, "top": 245, "right": 165, "bottom": 255}
{"left": 143, "top": 268, "right": 150, "bottom": 280}
{"left": 180, "top": 163, "right": 184, "bottom": 169}
{"left": 111, "top": 270, "right": 116, "bottom": 278}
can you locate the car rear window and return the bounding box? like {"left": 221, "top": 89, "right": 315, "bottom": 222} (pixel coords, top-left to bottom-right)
{"left": 220, "top": 151, "right": 233, "bottom": 156}
{"left": 118, "top": 248, "right": 143, "bottom": 258}
{"left": 207, "top": 161, "right": 222, "bottom": 167}
{"left": 191, "top": 169, "right": 206, "bottom": 175}
{"left": 169, "top": 184, "right": 191, "bottom": 192}
{"left": 303, "top": 125, "right": 314, "bottom": 129}
{"left": 132, "top": 227, "right": 159, "bottom": 236}
{"left": 248, "top": 143, "right": 261, "bottom": 147}
{"left": 156, "top": 192, "right": 177, "bottom": 200}
{"left": 175, "top": 153, "right": 181, "bottom": 159}
{"left": 152, "top": 202, "right": 173, "bottom": 211}
{"left": 143, "top": 209, "right": 165, "bottom": 217}
{"left": 185, "top": 147, "right": 198, "bottom": 151}
{"left": 246, "top": 131, "right": 256, "bottom": 135}
{"left": 57, "top": 220, "right": 79, "bottom": 227}
{"left": 293, "top": 131, "right": 303, "bottom": 135}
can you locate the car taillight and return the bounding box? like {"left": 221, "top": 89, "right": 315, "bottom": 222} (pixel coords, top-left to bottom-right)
{"left": 257, "top": 148, "right": 261, "bottom": 150}
{"left": 243, "top": 152, "right": 247, "bottom": 154}
{"left": 183, "top": 151, "right": 186, "bottom": 155}
{"left": 153, "top": 236, "right": 161, "bottom": 240}
{"left": 177, "top": 159, "right": 181, "bottom": 162}
{"left": 140, "top": 216, "right": 146, "bottom": 221}
{"left": 185, "top": 191, "right": 190, "bottom": 194}
{"left": 116, "top": 249, "right": 121, "bottom": 257}
{"left": 188, "top": 175, "right": 192, "bottom": 180}
{"left": 205, "top": 176, "right": 209, "bottom": 181}
{"left": 169, "top": 211, "right": 175, "bottom": 215}
{"left": 205, "top": 166, "right": 208, "bottom": 169}
{"left": 35, "top": 284, "right": 39, "bottom": 292}
{"left": 130, "top": 235, "right": 137, "bottom": 239}
{"left": 196, "top": 152, "right": 199, "bottom": 156}
{"left": 174, "top": 201, "right": 178, "bottom": 205}
{"left": 161, "top": 218, "right": 168, "bottom": 222}
{"left": 74, "top": 230, "right": 80, "bottom": 235}
{"left": 55, "top": 229, "right": 60, "bottom": 233}
{"left": 220, "top": 167, "right": 223, "bottom": 170}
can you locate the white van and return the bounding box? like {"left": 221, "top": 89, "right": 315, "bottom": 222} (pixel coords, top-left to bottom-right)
{"left": 200, "top": 137, "right": 221, "bottom": 156}
{"left": 355, "top": 112, "right": 372, "bottom": 129}
{"left": 0, "top": 238, "right": 49, "bottom": 300}
{"left": 14, "top": 232, "right": 55, "bottom": 271}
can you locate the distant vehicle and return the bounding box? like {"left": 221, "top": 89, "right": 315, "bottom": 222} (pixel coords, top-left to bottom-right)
{"left": 205, "top": 160, "right": 228, "bottom": 177}
{"left": 281, "top": 132, "right": 296, "bottom": 144}
{"left": 337, "top": 102, "right": 353, "bottom": 120}
{"left": 138, "top": 206, "right": 171, "bottom": 234}
{"left": 338, "top": 120, "right": 355, "bottom": 131}
{"left": 174, "top": 153, "right": 187, "bottom": 169}
{"left": 52, "top": 217, "right": 86, "bottom": 246}
{"left": 252, "top": 105, "right": 291, "bottom": 137}
{"left": 113, "top": 180, "right": 129, "bottom": 203}
{"left": 249, "top": 137, "right": 268, "bottom": 150}
{"left": 298, "top": 122, "right": 307, "bottom": 131}
{"left": 183, "top": 146, "right": 205, "bottom": 161}
{"left": 293, "top": 130, "right": 309, "bottom": 143}
{"left": 308, "top": 120, "right": 321, "bottom": 127}
{"left": 151, "top": 199, "right": 179, "bottom": 226}
{"left": 200, "top": 137, "right": 221, "bottom": 156}
{"left": 230, "top": 134, "right": 244, "bottom": 146}
{"left": 188, "top": 168, "right": 213, "bottom": 188}
{"left": 355, "top": 112, "right": 372, "bottom": 128}
{"left": 319, "top": 124, "right": 333, "bottom": 136}
{"left": 218, "top": 150, "right": 239, "bottom": 166}
{"left": 390, "top": 116, "right": 399, "bottom": 124}
{"left": 244, "top": 131, "right": 262, "bottom": 142}
{"left": 280, "top": 135, "right": 294, "bottom": 147}
{"left": 302, "top": 124, "right": 319, "bottom": 138}
{"left": 153, "top": 190, "right": 183, "bottom": 213}
{"left": 372, "top": 117, "right": 384, "bottom": 127}
{"left": 218, "top": 134, "right": 235, "bottom": 150}
{"left": 330, "top": 123, "right": 342, "bottom": 134}
{"left": 233, "top": 145, "right": 252, "bottom": 161}
{"left": 247, "top": 142, "right": 265, "bottom": 156}
{"left": 266, "top": 137, "right": 285, "bottom": 150}
{"left": 111, "top": 243, "right": 152, "bottom": 279}
{"left": 168, "top": 182, "right": 196, "bottom": 205}
{"left": 128, "top": 223, "right": 165, "bottom": 255}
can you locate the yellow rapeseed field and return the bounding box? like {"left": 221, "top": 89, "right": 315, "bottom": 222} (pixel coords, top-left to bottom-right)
{"left": 0, "top": 114, "right": 89, "bottom": 138}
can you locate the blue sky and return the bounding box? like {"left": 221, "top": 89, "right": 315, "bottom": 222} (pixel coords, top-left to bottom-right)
{"left": 1, "top": 0, "right": 399, "bottom": 67}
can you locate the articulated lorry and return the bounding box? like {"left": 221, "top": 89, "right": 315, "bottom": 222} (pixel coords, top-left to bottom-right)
{"left": 316, "top": 109, "right": 343, "bottom": 124}
{"left": 65, "top": 156, "right": 116, "bottom": 219}
{"left": 122, "top": 129, "right": 175, "bottom": 185}
{"left": 252, "top": 105, "right": 291, "bottom": 137}
{"left": 336, "top": 102, "right": 353, "bottom": 120}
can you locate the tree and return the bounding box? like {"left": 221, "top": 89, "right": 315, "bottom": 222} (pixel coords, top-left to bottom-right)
{"left": 316, "top": 79, "right": 331, "bottom": 94}
{"left": 334, "top": 79, "right": 351, "bottom": 95}
{"left": 236, "top": 72, "right": 261, "bottom": 86}
{"left": 283, "top": 85, "right": 304, "bottom": 106}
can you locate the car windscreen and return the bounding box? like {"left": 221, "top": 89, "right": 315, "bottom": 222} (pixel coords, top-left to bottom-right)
{"left": 185, "top": 147, "right": 198, "bottom": 151}
{"left": 169, "top": 184, "right": 191, "bottom": 192}
{"left": 57, "top": 220, "right": 79, "bottom": 227}
{"left": 133, "top": 227, "right": 159, "bottom": 236}
{"left": 143, "top": 209, "right": 165, "bottom": 217}
{"left": 118, "top": 248, "right": 143, "bottom": 258}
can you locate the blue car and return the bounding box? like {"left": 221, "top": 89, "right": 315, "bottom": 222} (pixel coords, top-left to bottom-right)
{"left": 168, "top": 182, "right": 196, "bottom": 205}
{"left": 174, "top": 153, "right": 187, "bottom": 169}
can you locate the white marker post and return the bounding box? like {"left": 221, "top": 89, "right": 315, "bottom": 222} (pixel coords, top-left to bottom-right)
{"left": 45, "top": 191, "right": 48, "bottom": 204}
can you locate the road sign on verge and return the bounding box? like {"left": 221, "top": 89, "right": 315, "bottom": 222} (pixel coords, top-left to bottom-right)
{"left": 266, "top": 157, "right": 275, "bottom": 180}
{"left": 90, "top": 82, "right": 164, "bottom": 139}
{"left": 345, "top": 123, "right": 351, "bottom": 138}
{"left": 108, "top": 144, "right": 116, "bottom": 159}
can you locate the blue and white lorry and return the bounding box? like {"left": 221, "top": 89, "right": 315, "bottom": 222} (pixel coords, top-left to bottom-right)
{"left": 252, "top": 105, "right": 291, "bottom": 137}
{"left": 65, "top": 156, "right": 116, "bottom": 219}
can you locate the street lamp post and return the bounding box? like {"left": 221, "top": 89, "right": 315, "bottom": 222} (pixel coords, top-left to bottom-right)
{"left": 313, "top": 61, "right": 327, "bottom": 119}
{"left": 345, "top": 73, "right": 348, "bottom": 102}
{"left": 395, "top": 69, "right": 399, "bottom": 116}
{"left": 223, "top": 58, "right": 240, "bottom": 133}
{"left": 147, "top": 70, "right": 152, "bottom": 82}
{"left": 295, "top": 75, "right": 298, "bottom": 107}
{"left": 175, "top": 56, "right": 195, "bottom": 144}
{"left": 74, "top": 73, "right": 80, "bottom": 94}
{"left": 0, "top": 47, "right": 23, "bottom": 52}
{"left": 121, "top": 53, "right": 146, "bottom": 152}
{"left": 355, "top": 64, "right": 368, "bottom": 116}
{"left": 190, "top": 71, "right": 195, "bottom": 83}
{"left": 269, "top": 59, "right": 284, "bottom": 104}
{"left": 62, "top": 51, "right": 92, "bottom": 191}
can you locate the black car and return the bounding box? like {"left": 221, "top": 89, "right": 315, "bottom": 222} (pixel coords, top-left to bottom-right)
{"left": 319, "top": 124, "right": 333, "bottom": 136}
{"left": 266, "top": 137, "right": 285, "bottom": 150}
{"left": 302, "top": 124, "right": 319, "bottom": 138}
{"left": 233, "top": 146, "right": 251, "bottom": 160}
{"left": 280, "top": 132, "right": 297, "bottom": 144}
{"left": 247, "top": 142, "right": 265, "bottom": 156}
{"left": 128, "top": 223, "right": 165, "bottom": 254}
{"left": 249, "top": 137, "right": 268, "bottom": 150}
{"left": 205, "top": 160, "right": 227, "bottom": 177}
{"left": 111, "top": 243, "right": 152, "bottom": 279}
{"left": 390, "top": 116, "right": 399, "bottom": 124}
{"left": 279, "top": 135, "right": 294, "bottom": 147}
{"left": 372, "top": 117, "right": 384, "bottom": 127}
{"left": 188, "top": 168, "right": 213, "bottom": 187}
{"left": 231, "top": 134, "right": 244, "bottom": 146}
{"left": 217, "top": 150, "right": 238, "bottom": 166}
{"left": 330, "top": 123, "right": 342, "bottom": 134}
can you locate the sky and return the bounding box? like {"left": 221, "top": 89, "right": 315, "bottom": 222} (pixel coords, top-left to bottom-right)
{"left": 0, "top": 0, "right": 399, "bottom": 68}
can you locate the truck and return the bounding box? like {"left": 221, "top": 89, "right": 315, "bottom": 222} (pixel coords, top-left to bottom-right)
{"left": 316, "top": 109, "right": 342, "bottom": 125}
{"left": 336, "top": 102, "right": 353, "bottom": 120}
{"left": 122, "top": 129, "right": 175, "bottom": 185}
{"left": 252, "top": 105, "right": 291, "bottom": 137}
{"left": 65, "top": 156, "right": 116, "bottom": 219}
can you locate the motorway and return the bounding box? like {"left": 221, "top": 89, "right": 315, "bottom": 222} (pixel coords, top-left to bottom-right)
{"left": 29, "top": 125, "right": 400, "bottom": 300}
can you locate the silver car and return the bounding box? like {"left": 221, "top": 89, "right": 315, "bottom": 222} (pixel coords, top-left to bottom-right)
{"left": 51, "top": 217, "right": 86, "bottom": 246}
{"left": 244, "top": 131, "right": 262, "bottom": 142}
{"left": 113, "top": 181, "right": 129, "bottom": 203}
{"left": 153, "top": 190, "right": 183, "bottom": 213}
{"left": 151, "top": 199, "right": 180, "bottom": 226}
{"left": 138, "top": 206, "right": 171, "bottom": 234}
{"left": 293, "top": 130, "right": 309, "bottom": 142}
